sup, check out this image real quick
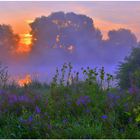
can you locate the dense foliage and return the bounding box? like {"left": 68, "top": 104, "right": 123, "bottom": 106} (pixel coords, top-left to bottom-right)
{"left": 117, "top": 44, "right": 140, "bottom": 89}
{"left": 0, "top": 63, "right": 140, "bottom": 138}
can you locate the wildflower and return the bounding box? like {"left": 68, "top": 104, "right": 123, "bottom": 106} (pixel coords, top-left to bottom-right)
{"left": 35, "top": 106, "right": 41, "bottom": 114}
{"left": 48, "top": 124, "right": 52, "bottom": 129}
{"left": 18, "top": 95, "right": 29, "bottom": 102}
{"left": 28, "top": 115, "right": 33, "bottom": 123}
{"left": 124, "top": 103, "right": 129, "bottom": 111}
{"left": 19, "top": 115, "right": 33, "bottom": 124}
{"left": 107, "top": 92, "right": 120, "bottom": 108}
{"left": 8, "top": 94, "right": 18, "bottom": 104}
{"left": 34, "top": 95, "right": 41, "bottom": 101}
{"left": 62, "top": 118, "right": 68, "bottom": 124}
{"left": 128, "top": 87, "right": 139, "bottom": 94}
{"left": 67, "top": 101, "right": 72, "bottom": 106}
{"left": 19, "top": 117, "right": 24, "bottom": 123}
{"left": 128, "top": 117, "right": 133, "bottom": 123}
{"left": 0, "top": 89, "right": 4, "bottom": 95}
{"left": 76, "top": 95, "right": 91, "bottom": 106}
{"left": 64, "top": 93, "right": 70, "bottom": 99}
{"left": 107, "top": 92, "right": 120, "bottom": 100}
{"left": 101, "top": 115, "right": 108, "bottom": 120}
{"left": 85, "top": 108, "right": 90, "bottom": 113}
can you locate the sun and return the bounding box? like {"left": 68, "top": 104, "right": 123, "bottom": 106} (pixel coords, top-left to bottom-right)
{"left": 20, "top": 33, "right": 32, "bottom": 45}
{"left": 16, "top": 33, "right": 32, "bottom": 53}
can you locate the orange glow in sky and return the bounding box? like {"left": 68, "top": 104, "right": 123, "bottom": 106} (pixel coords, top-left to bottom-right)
{"left": 20, "top": 33, "right": 32, "bottom": 45}
{"left": 94, "top": 18, "right": 130, "bottom": 40}
{"left": 0, "top": 1, "right": 139, "bottom": 50}
{"left": 16, "top": 33, "right": 32, "bottom": 53}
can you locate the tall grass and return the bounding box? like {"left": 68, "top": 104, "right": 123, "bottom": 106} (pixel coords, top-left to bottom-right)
{"left": 0, "top": 63, "right": 140, "bottom": 138}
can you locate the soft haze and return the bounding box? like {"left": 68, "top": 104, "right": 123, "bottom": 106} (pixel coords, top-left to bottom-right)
{"left": 0, "top": 1, "right": 139, "bottom": 83}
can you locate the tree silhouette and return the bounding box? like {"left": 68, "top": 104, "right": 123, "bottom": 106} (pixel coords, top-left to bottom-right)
{"left": 0, "top": 24, "right": 19, "bottom": 56}
{"left": 29, "top": 12, "right": 102, "bottom": 54}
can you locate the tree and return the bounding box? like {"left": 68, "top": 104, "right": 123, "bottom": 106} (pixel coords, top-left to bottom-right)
{"left": 0, "top": 24, "right": 19, "bottom": 57}
{"left": 116, "top": 44, "right": 140, "bottom": 89}
{"left": 29, "top": 12, "right": 102, "bottom": 53}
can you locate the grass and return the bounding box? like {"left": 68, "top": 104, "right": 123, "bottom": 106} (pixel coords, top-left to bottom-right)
{"left": 0, "top": 63, "right": 140, "bottom": 138}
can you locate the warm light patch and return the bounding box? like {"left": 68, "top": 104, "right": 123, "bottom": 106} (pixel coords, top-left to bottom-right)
{"left": 26, "top": 19, "right": 34, "bottom": 24}
{"left": 18, "top": 74, "right": 32, "bottom": 87}
{"left": 20, "top": 33, "right": 32, "bottom": 45}
{"left": 56, "top": 35, "right": 60, "bottom": 43}
{"left": 94, "top": 18, "right": 130, "bottom": 40}
{"left": 16, "top": 33, "right": 32, "bottom": 53}
{"left": 67, "top": 45, "right": 75, "bottom": 53}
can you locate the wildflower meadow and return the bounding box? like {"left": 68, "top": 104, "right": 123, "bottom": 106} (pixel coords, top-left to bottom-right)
{"left": 0, "top": 59, "right": 140, "bottom": 139}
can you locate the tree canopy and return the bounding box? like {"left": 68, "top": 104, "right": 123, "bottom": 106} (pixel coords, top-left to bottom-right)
{"left": 116, "top": 44, "right": 140, "bottom": 89}
{"left": 0, "top": 24, "right": 19, "bottom": 60}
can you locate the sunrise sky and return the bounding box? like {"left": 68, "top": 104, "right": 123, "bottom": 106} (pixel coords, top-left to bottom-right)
{"left": 0, "top": 1, "right": 140, "bottom": 83}
{"left": 0, "top": 1, "right": 140, "bottom": 42}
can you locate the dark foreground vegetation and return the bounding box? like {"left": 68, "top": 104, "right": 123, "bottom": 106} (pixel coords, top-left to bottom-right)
{"left": 1, "top": 47, "right": 140, "bottom": 138}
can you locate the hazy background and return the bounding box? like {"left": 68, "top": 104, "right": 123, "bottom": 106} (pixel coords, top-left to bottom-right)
{"left": 0, "top": 1, "right": 139, "bottom": 82}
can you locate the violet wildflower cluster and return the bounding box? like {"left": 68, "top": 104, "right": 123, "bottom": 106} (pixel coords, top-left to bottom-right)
{"left": 76, "top": 95, "right": 91, "bottom": 106}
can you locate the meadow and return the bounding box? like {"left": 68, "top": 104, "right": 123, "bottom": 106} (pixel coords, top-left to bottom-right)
{"left": 0, "top": 62, "right": 140, "bottom": 139}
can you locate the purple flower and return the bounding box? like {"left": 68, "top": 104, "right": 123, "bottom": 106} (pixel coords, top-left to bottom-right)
{"left": 101, "top": 115, "right": 108, "bottom": 120}
{"left": 85, "top": 108, "right": 90, "bottom": 113}
{"left": 0, "top": 89, "right": 4, "bottom": 95}
{"left": 35, "top": 106, "right": 41, "bottom": 114}
{"left": 64, "top": 93, "right": 70, "bottom": 99}
{"left": 128, "top": 117, "right": 133, "bottom": 123}
{"left": 128, "top": 87, "right": 139, "bottom": 94}
{"left": 76, "top": 96, "right": 91, "bottom": 106}
{"left": 107, "top": 92, "right": 120, "bottom": 100}
{"left": 34, "top": 95, "right": 41, "bottom": 101}
{"left": 48, "top": 124, "right": 52, "bottom": 129}
{"left": 28, "top": 116, "right": 33, "bottom": 123}
{"left": 8, "top": 94, "right": 18, "bottom": 104}
{"left": 19, "top": 116, "right": 33, "bottom": 124}
{"left": 8, "top": 94, "right": 30, "bottom": 104}
{"left": 62, "top": 118, "right": 68, "bottom": 124}
{"left": 67, "top": 101, "right": 72, "bottom": 106}
{"left": 19, "top": 117, "right": 24, "bottom": 123}
{"left": 18, "top": 95, "right": 29, "bottom": 102}
{"left": 107, "top": 92, "right": 120, "bottom": 108}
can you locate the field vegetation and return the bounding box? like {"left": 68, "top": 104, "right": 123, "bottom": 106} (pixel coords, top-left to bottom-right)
{"left": 0, "top": 47, "right": 140, "bottom": 138}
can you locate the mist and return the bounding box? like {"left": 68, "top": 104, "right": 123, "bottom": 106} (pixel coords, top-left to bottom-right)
{"left": 0, "top": 12, "right": 138, "bottom": 82}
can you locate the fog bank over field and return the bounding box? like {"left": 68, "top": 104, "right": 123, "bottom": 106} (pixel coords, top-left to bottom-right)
{"left": 0, "top": 12, "right": 139, "bottom": 81}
